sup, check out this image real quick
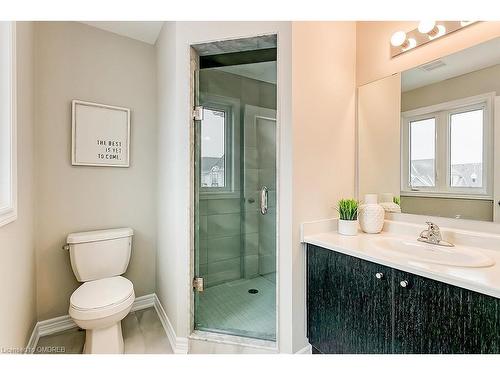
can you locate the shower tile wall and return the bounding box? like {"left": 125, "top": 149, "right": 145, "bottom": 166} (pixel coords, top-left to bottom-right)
{"left": 243, "top": 113, "right": 276, "bottom": 278}
{"left": 256, "top": 118, "right": 276, "bottom": 276}
{"left": 199, "top": 68, "right": 276, "bottom": 287}
{"left": 199, "top": 198, "right": 242, "bottom": 286}
{"left": 242, "top": 139, "right": 260, "bottom": 279}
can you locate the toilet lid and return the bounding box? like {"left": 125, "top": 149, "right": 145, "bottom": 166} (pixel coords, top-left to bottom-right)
{"left": 70, "top": 276, "right": 134, "bottom": 311}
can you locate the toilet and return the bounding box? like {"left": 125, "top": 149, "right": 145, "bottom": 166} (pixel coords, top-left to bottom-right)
{"left": 66, "top": 227, "right": 135, "bottom": 354}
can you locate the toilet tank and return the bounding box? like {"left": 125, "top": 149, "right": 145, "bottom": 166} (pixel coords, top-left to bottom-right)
{"left": 67, "top": 228, "right": 134, "bottom": 282}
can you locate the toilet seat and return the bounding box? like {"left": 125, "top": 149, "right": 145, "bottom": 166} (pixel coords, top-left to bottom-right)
{"left": 69, "top": 276, "right": 134, "bottom": 321}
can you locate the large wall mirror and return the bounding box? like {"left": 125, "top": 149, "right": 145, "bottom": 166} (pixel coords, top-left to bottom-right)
{"left": 358, "top": 37, "right": 500, "bottom": 222}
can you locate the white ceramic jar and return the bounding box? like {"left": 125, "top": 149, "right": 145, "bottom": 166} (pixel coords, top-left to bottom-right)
{"left": 358, "top": 194, "right": 385, "bottom": 234}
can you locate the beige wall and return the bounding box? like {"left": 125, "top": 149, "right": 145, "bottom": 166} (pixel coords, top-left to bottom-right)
{"left": 292, "top": 21, "right": 356, "bottom": 349}
{"left": 34, "top": 22, "right": 157, "bottom": 320}
{"left": 155, "top": 21, "right": 181, "bottom": 343}
{"left": 358, "top": 74, "right": 401, "bottom": 199}
{"left": 401, "top": 196, "right": 493, "bottom": 221}
{"left": 356, "top": 21, "right": 500, "bottom": 86}
{"left": 0, "top": 22, "right": 37, "bottom": 349}
{"left": 402, "top": 63, "right": 500, "bottom": 111}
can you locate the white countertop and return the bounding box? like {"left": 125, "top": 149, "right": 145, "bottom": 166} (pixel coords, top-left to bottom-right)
{"left": 303, "top": 220, "right": 500, "bottom": 300}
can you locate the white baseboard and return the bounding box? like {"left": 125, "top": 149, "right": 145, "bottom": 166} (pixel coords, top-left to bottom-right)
{"left": 295, "top": 343, "right": 312, "bottom": 354}
{"left": 25, "top": 325, "right": 40, "bottom": 354}
{"left": 153, "top": 295, "right": 189, "bottom": 354}
{"left": 25, "top": 315, "right": 77, "bottom": 354}
{"left": 27, "top": 292, "right": 281, "bottom": 355}
{"left": 130, "top": 293, "right": 155, "bottom": 312}
{"left": 37, "top": 315, "right": 77, "bottom": 337}
{"left": 25, "top": 293, "right": 159, "bottom": 354}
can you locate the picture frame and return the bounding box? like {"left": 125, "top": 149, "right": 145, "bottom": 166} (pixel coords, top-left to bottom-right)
{"left": 71, "top": 100, "right": 131, "bottom": 167}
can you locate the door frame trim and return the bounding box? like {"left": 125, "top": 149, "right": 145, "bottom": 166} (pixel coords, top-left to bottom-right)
{"left": 189, "top": 33, "right": 280, "bottom": 350}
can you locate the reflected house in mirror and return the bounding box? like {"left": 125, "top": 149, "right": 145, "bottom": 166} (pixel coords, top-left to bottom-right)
{"left": 358, "top": 36, "right": 500, "bottom": 223}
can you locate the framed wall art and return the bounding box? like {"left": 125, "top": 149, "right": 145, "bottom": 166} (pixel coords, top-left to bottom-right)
{"left": 71, "top": 100, "right": 130, "bottom": 167}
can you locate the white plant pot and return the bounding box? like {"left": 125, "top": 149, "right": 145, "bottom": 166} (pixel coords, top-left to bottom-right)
{"left": 338, "top": 219, "right": 358, "bottom": 236}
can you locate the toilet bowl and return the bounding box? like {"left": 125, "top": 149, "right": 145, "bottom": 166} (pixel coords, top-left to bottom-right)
{"left": 69, "top": 276, "right": 135, "bottom": 354}
{"left": 65, "top": 228, "right": 135, "bottom": 354}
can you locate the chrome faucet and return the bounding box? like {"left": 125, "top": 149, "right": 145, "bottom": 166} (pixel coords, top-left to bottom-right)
{"left": 418, "top": 222, "right": 454, "bottom": 247}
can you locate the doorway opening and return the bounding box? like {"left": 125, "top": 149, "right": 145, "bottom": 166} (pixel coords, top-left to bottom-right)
{"left": 192, "top": 35, "right": 278, "bottom": 341}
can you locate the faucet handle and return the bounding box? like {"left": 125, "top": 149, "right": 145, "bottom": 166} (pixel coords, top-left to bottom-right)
{"left": 419, "top": 221, "right": 453, "bottom": 246}
{"left": 425, "top": 221, "right": 439, "bottom": 232}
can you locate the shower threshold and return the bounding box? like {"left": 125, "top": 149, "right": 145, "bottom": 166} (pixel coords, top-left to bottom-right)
{"left": 189, "top": 330, "right": 278, "bottom": 352}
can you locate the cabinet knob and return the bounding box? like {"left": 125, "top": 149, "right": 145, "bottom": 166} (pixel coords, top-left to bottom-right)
{"left": 375, "top": 272, "right": 384, "bottom": 279}
{"left": 400, "top": 280, "right": 409, "bottom": 288}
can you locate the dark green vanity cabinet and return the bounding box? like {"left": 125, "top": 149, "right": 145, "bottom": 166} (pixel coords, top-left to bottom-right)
{"left": 392, "top": 269, "right": 500, "bottom": 354}
{"left": 307, "top": 244, "right": 393, "bottom": 353}
{"left": 306, "top": 244, "right": 500, "bottom": 354}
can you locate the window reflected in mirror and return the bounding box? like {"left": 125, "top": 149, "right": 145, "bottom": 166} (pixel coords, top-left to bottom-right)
{"left": 450, "top": 109, "right": 484, "bottom": 188}
{"left": 358, "top": 36, "right": 500, "bottom": 222}
{"left": 409, "top": 118, "right": 436, "bottom": 188}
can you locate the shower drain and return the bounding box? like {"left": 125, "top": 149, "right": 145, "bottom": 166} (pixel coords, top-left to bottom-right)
{"left": 248, "top": 288, "right": 259, "bottom": 294}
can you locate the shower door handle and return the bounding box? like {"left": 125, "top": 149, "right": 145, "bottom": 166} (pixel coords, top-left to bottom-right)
{"left": 260, "top": 186, "right": 268, "bottom": 215}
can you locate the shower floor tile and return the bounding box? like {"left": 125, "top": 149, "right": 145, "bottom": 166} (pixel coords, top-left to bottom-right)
{"left": 196, "top": 275, "right": 276, "bottom": 341}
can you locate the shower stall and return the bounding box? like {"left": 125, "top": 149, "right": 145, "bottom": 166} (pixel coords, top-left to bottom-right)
{"left": 192, "top": 35, "right": 277, "bottom": 341}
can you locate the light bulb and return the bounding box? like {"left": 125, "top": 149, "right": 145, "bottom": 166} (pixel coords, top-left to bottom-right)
{"left": 390, "top": 31, "right": 407, "bottom": 47}
{"left": 429, "top": 25, "right": 446, "bottom": 40}
{"left": 418, "top": 21, "right": 437, "bottom": 34}
{"left": 403, "top": 38, "right": 417, "bottom": 51}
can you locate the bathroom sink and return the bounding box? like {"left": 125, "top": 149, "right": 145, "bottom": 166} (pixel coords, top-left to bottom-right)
{"left": 372, "top": 237, "right": 495, "bottom": 268}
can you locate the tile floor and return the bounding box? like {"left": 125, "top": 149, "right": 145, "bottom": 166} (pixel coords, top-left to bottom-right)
{"left": 35, "top": 307, "right": 173, "bottom": 354}
{"left": 196, "top": 274, "right": 276, "bottom": 341}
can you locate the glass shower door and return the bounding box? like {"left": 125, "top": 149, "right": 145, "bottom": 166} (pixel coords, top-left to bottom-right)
{"left": 193, "top": 57, "right": 277, "bottom": 341}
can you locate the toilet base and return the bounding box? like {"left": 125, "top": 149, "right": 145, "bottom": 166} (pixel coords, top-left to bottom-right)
{"left": 83, "top": 322, "right": 124, "bottom": 354}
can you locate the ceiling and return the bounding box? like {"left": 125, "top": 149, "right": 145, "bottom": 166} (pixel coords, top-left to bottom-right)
{"left": 402, "top": 37, "right": 500, "bottom": 92}
{"left": 193, "top": 35, "right": 277, "bottom": 56}
{"left": 213, "top": 61, "right": 277, "bottom": 84}
{"left": 80, "top": 21, "right": 164, "bottom": 45}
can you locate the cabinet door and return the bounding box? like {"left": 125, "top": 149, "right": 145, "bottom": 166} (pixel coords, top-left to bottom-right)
{"left": 393, "top": 270, "right": 500, "bottom": 354}
{"left": 307, "top": 245, "right": 393, "bottom": 353}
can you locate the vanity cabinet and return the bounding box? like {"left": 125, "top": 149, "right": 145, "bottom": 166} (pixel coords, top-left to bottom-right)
{"left": 306, "top": 244, "right": 500, "bottom": 354}
{"left": 393, "top": 269, "right": 500, "bottom": 354}
{"left": 307, "top": 245, "right": 393, "bottom": 353}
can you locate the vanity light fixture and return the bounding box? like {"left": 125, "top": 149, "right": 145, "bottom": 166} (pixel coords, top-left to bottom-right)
{"left": 430, "top": 25, "right": 446, "bottom": 39}
{"left": 418, "top": 21, "right": 438, "bottom": 36}
{"left": 390, "top": 30, "right": 407, "bottom": 47}
{"left": 404, "top": 38, "right": 417, "bottom": 51}
{"left": 391, "top": 21, "right": 478, "bottom": 58}
{"left": 390, "top": 31, "right": 417, "bottom": 52}
{"left": 418, "top": 21, "right": 446, "bottom": 40}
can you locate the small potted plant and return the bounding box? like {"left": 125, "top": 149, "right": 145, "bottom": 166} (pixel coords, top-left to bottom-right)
{"left": 336, "top": 198, "right": 359, "bottom": 236}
